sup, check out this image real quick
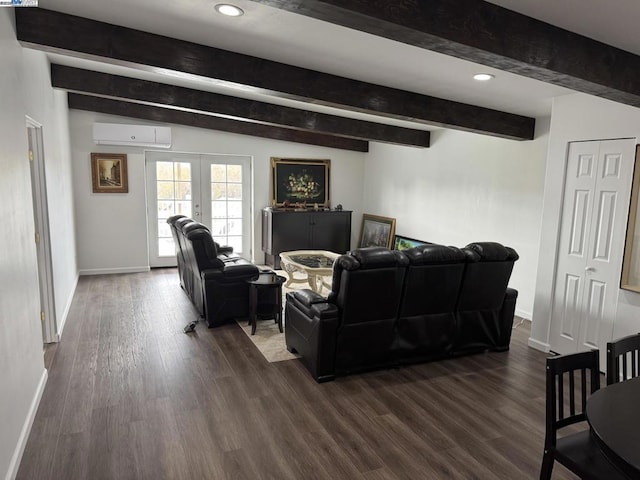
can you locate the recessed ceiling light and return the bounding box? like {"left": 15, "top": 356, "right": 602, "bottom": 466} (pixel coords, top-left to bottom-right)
{"left": 473, "top": 73, "right": 495, "bottom": 81}
{"left": 215, "top": 4, "right": 244, "bottom": 17}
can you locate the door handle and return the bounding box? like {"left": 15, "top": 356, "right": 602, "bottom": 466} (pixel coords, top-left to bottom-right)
{"left": 585, "top": 266, "right": 595, "bottom": 273}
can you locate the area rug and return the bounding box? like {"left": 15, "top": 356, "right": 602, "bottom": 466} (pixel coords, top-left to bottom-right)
{"left": 236, "top": 268, "right": 332, "bottom": 362}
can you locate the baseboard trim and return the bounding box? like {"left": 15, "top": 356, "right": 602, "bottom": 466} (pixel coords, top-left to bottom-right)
{"left": 79, "top": 266, "right": 150, "bottom": 276}
{"left": 515, "top": 308, "right": 532, "bottom": 321}
{"left": 5, "top": 368, "right": 48, "bottom": 480}
{"left": 528, "top": 337, "right": 550, "bottom": 352}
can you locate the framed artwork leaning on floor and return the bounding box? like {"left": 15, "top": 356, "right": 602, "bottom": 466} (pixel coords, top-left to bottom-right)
{"left": 359, "top": 214, "right": 396, "bottom": 249}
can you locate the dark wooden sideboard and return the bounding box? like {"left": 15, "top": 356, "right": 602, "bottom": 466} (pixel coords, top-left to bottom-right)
{"left": 261, "top": 207, "right": 352, "bottom": 269}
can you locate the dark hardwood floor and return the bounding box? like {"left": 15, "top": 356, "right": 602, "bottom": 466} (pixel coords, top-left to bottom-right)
{"left": 17, "top": 268, "right": 579, "bottom": 479}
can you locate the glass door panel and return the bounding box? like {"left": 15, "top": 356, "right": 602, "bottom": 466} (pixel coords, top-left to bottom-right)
{"left": 156, "top": 161, "right": 193, "bottom": 257}
{"left": 146, "top": 152, "right": 200, "bottom": 267}
{"left": 209, "top": 163, "right": 245, "bottom": 253}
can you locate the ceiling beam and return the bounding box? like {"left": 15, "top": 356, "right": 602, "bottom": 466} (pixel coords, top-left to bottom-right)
{"left": 250, "top": 0, "right": 640, "bottom": 108}
{"left": 67, "top": 94, "right": 369, "bottom": 152}
{"left": 51, "top": 64, "right": 430, "bottom": 148}
{"left": 15, "top": 8, "right": 534, "bottom": 140}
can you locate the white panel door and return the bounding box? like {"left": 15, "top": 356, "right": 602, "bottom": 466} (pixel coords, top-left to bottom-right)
{"left": 550, "top": 139, "right": 635, "bottom": 365}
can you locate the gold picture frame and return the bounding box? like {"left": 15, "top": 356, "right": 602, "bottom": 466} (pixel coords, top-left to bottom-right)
{"left": 621, "top": 145, "right": 640, "bottom": 291}
{"left": 91, "top": 153, "right": 128, "bottom": 193}
{"left": 359, "top": 214, "right": 396, "bottom": 249}
{"left": 271, "top": 157, "right": 330, "bottom": 208}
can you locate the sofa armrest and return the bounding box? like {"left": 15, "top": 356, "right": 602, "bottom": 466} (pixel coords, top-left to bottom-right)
{"left": 496, "top": 287, "right": 519, "bottom": 351}
{"left": 200, "top": 264, "right": 259, "bottom": 327}
{"left": 215, "top": 243, "right": 234, "bottom": 255}
{"left": 290, "top": 289, "right": 327, "bottom": 307}
{"left": 285, "top": 291, "right": 339, "bottom": 382}
{"left": 202, "top": 263, "right": 259, "bottom": 282}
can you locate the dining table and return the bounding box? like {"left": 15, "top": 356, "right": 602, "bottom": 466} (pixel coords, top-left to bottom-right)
{"left": 586, "top": 375, "right": 640, "bottom": 478}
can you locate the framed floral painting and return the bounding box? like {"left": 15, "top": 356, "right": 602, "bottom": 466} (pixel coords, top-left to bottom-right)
{"left": 271, "top": 157, "right": 330, "bottom": 208}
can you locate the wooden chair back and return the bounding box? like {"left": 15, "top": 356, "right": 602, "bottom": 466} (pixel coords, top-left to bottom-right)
{"left": 544, "top": 350, "right": 600, "bottom": 447}
{"left": 606, "top": 333, "right": 640, "bottom": 385}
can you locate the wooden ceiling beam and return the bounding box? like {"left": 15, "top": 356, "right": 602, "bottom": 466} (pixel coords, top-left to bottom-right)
{"left": 67, "top": 94, "right": 369, "bottom": 152}
{"left": 51, "top": 64, "right": 430, "bottom": 148}
{"left": 250, "top": 0, "right": 640, "bottom": 108}
{"left": 15, "top": 8, "right": 534, "bottom": 140}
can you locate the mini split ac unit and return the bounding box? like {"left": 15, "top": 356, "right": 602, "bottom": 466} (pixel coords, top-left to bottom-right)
{"left": 92, "top": 123, "right": 172, "bottom": 148}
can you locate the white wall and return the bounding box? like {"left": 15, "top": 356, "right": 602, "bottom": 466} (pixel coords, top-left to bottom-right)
{"left": 0, "top": 10, "right": 77, "bottom": 480}
{"left": 363, "top": 122, "right": 551, "bottom": 319}
{"left": 69, "top": 110, "right": 366, "bottom": 273}
{"left": 530, "top": 93, "right": 640, "bottom": 351}
{"left": 21, "top": 49, "right": 78, "bottom": 335}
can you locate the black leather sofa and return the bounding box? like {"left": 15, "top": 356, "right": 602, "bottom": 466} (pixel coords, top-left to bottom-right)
{"left": 167, "top": 216, "right": 259, "bottom": 327}
{"left": 284, "top": 242, "right": 519, "bottom": 382}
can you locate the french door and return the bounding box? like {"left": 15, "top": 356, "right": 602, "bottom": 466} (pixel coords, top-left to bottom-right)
{"left": 145, "top": 152, "right": 252, "bottom": 267}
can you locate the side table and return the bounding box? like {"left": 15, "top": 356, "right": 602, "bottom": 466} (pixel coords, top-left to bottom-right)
{"left": 247, "top": 272, "right": 286, "bottom": 335}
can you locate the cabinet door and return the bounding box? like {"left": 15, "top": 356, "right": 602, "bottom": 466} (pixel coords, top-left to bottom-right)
{"left": 272, "top": 212, "right": 312, "bottom": 252}
{"left": 311, "top": 212, "right": 351, "bottom": 253}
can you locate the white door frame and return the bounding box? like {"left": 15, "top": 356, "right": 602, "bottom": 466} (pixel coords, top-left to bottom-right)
{"left": 26, "top": 116, "right": 57, "bottom": 343}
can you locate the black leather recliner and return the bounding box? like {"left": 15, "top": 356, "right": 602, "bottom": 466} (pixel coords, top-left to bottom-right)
{"left": 166, "top": 216, "right": 259, "bottom": 327}
{"left": 184, "top": 228, "right": 258, "bottom": 326}
{"left": 286, "top": 247, "right": 408, "bottom": 381}
{"left": 285, "top": 242, "right": 519, "bottom": 382}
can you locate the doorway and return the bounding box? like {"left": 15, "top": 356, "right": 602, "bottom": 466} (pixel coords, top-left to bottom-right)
{"left": 145, "top": 151, "right": 252, "bottom": 267}
{"left": 550, "top": 138, "right": 635, "bottom": 366}
{"left": 26, "top": 117, "right": 57, "bottom": 344}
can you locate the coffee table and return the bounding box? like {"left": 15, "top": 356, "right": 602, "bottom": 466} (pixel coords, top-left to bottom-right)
{"left": 279, "top": 250, "right": 340, "bottom": 293}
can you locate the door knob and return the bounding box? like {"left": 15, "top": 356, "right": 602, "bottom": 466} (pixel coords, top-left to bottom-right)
{"left": 585, "top": 266, "right": 595, "bottom": 273}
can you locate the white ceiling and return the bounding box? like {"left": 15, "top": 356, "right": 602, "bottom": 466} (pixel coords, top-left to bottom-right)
{"left": 36, "top": 0, "right": 640, "bottom": 130}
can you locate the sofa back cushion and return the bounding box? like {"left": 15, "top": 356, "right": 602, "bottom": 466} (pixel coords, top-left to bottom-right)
{"left": 330, "top": 247, "right": 408, "bottom": 373}
{"left": 455, "top": 242, "right": 519, "bottom": 351}
{"left": 183, "top": 227, "right": 223, "bottom": 315}
{"left": 457, "top": 242, "right": 519, "bottom": 311}
{"left": 395, "top": 244, "right": 466, "bottom": 358}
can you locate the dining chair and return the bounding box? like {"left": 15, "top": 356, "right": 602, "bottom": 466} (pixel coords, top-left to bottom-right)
{"left": 540, "top": 350, "right": 627, "bottom": 480}
{"left": 606, "top": 332, "right": 640, "bottom": 385}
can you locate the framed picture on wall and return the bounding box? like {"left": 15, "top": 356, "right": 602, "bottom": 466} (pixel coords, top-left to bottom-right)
{"left": 271, "top": 157, "right": 330, "bottom": 208}
{"left": 91, "top": 153, "right": 128, "bottom": 193}
{"left": 358, "top": 214, "right": 396, "bottom": 249}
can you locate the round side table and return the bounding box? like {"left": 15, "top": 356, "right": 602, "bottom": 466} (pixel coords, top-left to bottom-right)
{"left": 247, "top": 273, "right": 286, "bottom": 335}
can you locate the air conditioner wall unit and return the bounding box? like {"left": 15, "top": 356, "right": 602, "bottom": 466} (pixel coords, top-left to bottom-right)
{"left": 92, "top": 123, "right": 172, "bottom": 148}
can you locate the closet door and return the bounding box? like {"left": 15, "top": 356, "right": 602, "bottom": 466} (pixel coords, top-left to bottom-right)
{"left": 550, "top": 139, "right": 635, "bottom": 365}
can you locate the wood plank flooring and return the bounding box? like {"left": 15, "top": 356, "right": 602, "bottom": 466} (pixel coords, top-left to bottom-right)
{"left": 17, "top": 268, "right": 580, "bottom": 479}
